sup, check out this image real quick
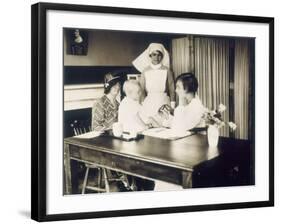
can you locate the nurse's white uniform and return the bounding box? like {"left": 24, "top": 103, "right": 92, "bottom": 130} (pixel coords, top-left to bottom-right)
{"left": 141, "top": 68, "right": 170, "bottom": 119}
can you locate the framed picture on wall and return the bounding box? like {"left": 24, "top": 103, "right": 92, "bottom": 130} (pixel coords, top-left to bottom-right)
{"left": 65, "top": 28, "right": 88, "bottom": 55}
{"left": 31, "top": 2, "right": 274, "bottom": 222}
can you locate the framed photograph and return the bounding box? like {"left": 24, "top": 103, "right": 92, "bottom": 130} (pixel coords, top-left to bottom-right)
{"left": 31, "top": 2, "right": 274, "bottom": 222}
{"left": 65, "top": 28, "right": 89, "bottom": 55}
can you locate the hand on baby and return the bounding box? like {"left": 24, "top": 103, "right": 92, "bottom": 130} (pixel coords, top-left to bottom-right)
{"left": 147, "top": 117, "right": 161, "bottom": 128}
{"left": 158, "top": 104, "right": 173, "bottom": 119}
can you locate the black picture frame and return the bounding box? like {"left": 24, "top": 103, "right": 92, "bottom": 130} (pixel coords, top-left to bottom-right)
{"left": 31, "top": 2, "right": 274, "bottom": 222}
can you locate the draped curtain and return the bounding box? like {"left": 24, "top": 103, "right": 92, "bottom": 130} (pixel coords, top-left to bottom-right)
{"left": 171, "top": 36, "right": 194, "bottom": 78}
{"left": 171, "top": 36, "right": 251, "bottom": 139}
{"left": 234, "top": 39, "right": 250, "bottom": 139}
{"left": 194, "top": 37, "right": 230, "bottom": 137}
{"left": 172, "top": 36, "right": 230, "bottom": 136}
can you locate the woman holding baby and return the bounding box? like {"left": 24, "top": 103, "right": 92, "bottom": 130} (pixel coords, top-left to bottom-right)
{"left": 91, "top": 73, "right": 121, "bottom": 131}
{"left": 91, "top": 73, "right": 155, "bottom": 192}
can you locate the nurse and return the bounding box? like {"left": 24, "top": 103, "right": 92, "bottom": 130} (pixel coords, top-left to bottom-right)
{"left": 132, "top": 43, "right": 175, "bottom": 125}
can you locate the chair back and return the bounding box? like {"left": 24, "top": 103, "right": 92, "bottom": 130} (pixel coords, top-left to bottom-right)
{"left": 70, "top": 119, "right": 91, "bottom": 136}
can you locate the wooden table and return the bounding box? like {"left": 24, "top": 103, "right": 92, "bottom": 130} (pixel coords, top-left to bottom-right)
{"left": 64, "top": 134, "right": 254, "bottom": 194}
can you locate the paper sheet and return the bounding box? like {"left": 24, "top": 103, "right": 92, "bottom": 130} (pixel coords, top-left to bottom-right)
{"left": 142, "top": 128, "right": 192, "bottom": 140}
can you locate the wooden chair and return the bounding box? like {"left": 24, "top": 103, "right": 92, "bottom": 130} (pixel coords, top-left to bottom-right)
{"left": 81, "top": 164, "right": 132, "bottom": 193}
{"left": 71, "top": 119, "right": 91, "bottom": 136}
{"left": 70, "top": 120, "right": 131, "bottom": 193}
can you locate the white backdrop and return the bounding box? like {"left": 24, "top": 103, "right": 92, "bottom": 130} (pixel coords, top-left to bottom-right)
{"left": 0, "top": 0, "right": 279, "bottom": 223}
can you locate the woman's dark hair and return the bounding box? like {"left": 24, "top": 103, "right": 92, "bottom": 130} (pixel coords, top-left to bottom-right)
{"left": 175, "top": 73, "right": 198, "bottom": 95}
{"left": 104, "top": 73, "right": 121, "bottom": 94}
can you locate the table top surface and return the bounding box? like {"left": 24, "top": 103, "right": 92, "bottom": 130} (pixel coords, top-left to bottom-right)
{"left": 65, "top": 134, "right": 251, "bottom": 171}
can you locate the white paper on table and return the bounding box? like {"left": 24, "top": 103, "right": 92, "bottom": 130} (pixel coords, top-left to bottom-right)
{"left": 73, "top": 131, "right": 103, "bottom": 139}
{"left": 142, "top": 128, "right": 192, "bottom": 140}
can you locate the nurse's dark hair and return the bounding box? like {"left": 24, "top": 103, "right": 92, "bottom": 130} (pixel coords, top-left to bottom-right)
{"left": 149, "top": 50, "right": 163, "bottom": 58}
{"left": 176, "top": 73, "right": 198, "bottom": 94}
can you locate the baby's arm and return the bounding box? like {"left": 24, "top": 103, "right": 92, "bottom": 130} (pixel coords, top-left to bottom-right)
{"left": 157, "top": 104, "right": 174, "bottom": 127}
{"left": 161, "top": 114, "right": 173, "bottom": 128}
{"left": 146, "top": 116, "right": 161, "bottom": 128}
{"left": 136, "top": 112, "right": 151, "bottom": 130}
{"left": 139, "top": 73, "right": 146, "bottom": 103}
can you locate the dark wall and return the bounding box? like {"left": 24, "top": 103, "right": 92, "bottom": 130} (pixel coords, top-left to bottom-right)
{"left": 64, "top": 29, "right": 184, "bottom": 84}
{"left": 64, "top": 28, "right": 182, "bottom": 67}
{"left": 64, "top": 66, "right": 138, "bottom": 85}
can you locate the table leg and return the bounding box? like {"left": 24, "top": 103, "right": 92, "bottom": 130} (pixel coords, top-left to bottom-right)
{"left": 182, "top": 171, "right": 193, "bottom": 188}
{"left": 64, "top": 143, "right": 72, "bottom": 194}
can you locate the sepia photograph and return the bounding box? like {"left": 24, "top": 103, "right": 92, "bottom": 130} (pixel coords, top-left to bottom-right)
{"left": 63, "top": 28, "right": 255, "bottom": 195}
{"left": 31, "top": 3, "right": 273, "bottom": 221}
